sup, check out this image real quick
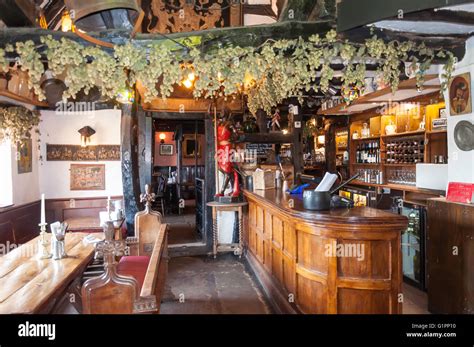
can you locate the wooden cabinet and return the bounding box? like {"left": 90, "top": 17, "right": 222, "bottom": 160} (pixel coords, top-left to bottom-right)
{"left": 244, "top": 189, "right": 407, "bottom": 314}
{"left": 427, "top": 198, "right": 474, "bottom": 314}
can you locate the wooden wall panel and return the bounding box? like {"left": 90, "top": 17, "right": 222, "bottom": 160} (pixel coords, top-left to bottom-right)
{"left": 371, "top": 241, "right": 391, "bottom": 279}
{"left": 337, "top": 288, "right": 390, "bottom": 314}
{"left": 272, "top": 217, "right": 283, "bottom": 248}
{"left": 337, "top": 240, "right": 370, "bottom": 278}
{"left": 297, "top": 232, "right": 329, "bottom": 274}
{"left": 297, "top": 276, "right": 327, "bottom": 314}
{"left": 0, "top": 201, "right": 40, "bottom": 248}
{"left": 272, "top": 248, "right": 283, "bottom": 284}
{"left": 0, "top": 222, "right": 14, "bottom": 248}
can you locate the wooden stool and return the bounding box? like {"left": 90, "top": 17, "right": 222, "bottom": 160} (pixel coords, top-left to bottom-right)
{"left": 207, "top": 201, "right": 248, "bottom": 258}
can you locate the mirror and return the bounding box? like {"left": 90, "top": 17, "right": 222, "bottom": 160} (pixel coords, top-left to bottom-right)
{"left": 183, "top": 134, "right": 201, "bottom": 158}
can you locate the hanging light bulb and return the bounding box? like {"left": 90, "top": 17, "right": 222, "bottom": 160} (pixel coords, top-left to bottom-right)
{"left": 117, "top": 86, "right": 135, "bottom": 104}
{"left": 61, "top": 10, "right": 74, "bottom": 32}
{"left": 159, "top": 133, "right": 166, "bottom": 144}
{"left": 182, "top": 79, "right": 193, "bottom": 89}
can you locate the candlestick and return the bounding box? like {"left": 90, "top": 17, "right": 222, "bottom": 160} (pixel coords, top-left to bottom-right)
{"left": 40, "top": 193, "right": 45, "bottom": 225}
{"left": 38, "top": 222, "right": 51, "bottom": 259}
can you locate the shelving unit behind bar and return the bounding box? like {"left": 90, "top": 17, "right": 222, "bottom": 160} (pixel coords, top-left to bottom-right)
{"left": 318, "top": 74, "right": 448, "bottom": 196}
{"left": 348, "top": 129, "right": 447, "bottom": 192}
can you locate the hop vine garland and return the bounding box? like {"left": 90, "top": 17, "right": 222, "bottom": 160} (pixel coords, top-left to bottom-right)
{"left": 0, "top": 30, "right": 456, "bottom": 115}
{"left": 0, "top": 107, "right": 40, "bottom": 144}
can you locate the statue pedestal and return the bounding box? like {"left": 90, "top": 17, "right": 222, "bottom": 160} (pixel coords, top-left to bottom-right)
{"left": 214, "top": 195, "right": 241, "bottom": 204}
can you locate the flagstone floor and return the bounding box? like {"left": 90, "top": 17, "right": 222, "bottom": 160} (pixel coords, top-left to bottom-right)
{"left": 160, "top": 254, "right": 272, "bottom": 314}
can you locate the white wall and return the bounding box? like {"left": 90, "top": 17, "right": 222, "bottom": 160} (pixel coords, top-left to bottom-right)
{"left": 38, "top": 109, "right": 123, "bottom": 199}
{"left": 11, "top": 131, "right": 40, "bottom": 205}
{"left": 442, "top": 36, "right": 474, "bottom": 184}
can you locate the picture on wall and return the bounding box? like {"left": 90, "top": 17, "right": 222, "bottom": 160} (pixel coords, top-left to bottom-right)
{"left": 449, "top": 72, "right": 472, "bottom": 116}
{"left": 70, "top": 164, "right": 106, "bottom": 190}
{"left": 17, "top": 139, "right": 32, "bottom": 174}
{"left": 47, "top": 144, "right": 121, "bottom": 161}
{"left": 160, "top": 144, "right": 174, "bottom": 156}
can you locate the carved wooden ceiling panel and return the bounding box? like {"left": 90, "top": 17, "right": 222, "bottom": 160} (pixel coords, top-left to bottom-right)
{"left": 141, "top": 0, "right": 242, "bottom": 33}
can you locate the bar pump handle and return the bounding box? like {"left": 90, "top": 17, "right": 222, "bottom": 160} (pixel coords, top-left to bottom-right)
{"left": 330, "top": 173, "right": 360, "bottom": 195}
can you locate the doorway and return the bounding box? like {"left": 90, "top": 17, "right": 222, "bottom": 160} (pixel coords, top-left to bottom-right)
{"left": 152, "top": 117, "right": 210, "bottom": 254}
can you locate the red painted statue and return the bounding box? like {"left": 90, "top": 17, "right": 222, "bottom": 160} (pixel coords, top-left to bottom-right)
{"left": 215, "top": 110, "right": 240, "bottom": 198}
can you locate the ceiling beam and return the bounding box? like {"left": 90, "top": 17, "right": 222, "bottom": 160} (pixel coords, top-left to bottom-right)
{"left": 401, "top": 9, "right": 474, "bottom": 26}
{"left": 0, "top": 0, "right": 37, "bottom": 27}
{"left": 243, "top": 4, "right": 278, "bottom": 19}
{"left": 0, "top": 20, "right": 334, "bottom": 52}
{"left": 278, "top": 0, "right": 336, "bottom": 22}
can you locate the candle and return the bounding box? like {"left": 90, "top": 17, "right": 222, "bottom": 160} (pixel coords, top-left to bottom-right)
{"left": 40, "top": 193, "right": 45, "bottom": 225}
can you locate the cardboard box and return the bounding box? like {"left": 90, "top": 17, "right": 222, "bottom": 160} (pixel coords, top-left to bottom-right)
{"left": 253, "top": 170, "right": 275, "bottom": 190}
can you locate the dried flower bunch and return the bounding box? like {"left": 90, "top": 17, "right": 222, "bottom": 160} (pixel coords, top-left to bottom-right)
{"left": 0, "top": 30, "right": 455, "bottom": 116}
{"left": 0, "top": 106, "right": 40, "bottom": 144}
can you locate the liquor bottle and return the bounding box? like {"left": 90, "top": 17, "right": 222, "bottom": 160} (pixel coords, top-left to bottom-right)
{"left": 356, "top": 144, "right": 360, "bottom": 163}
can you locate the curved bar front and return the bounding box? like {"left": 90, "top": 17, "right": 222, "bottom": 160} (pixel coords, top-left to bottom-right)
{"left": 243, "top": 189, "right": 408, "bottom": 314}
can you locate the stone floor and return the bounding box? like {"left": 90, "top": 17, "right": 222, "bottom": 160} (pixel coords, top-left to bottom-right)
{"left": 163, "top": 208, "right": 201, "bottom": 245}
{"left": 402, "top": 282, "right": 430, "bottom": 314}
{"left": 160, "top": 254, "right": 272, "bottom": 314}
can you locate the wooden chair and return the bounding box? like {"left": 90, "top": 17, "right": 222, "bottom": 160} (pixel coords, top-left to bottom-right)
{"left": 81, "top": 185, "right": 168, "bottom": 314}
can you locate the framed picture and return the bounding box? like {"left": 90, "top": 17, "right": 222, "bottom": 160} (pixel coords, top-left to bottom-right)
{"left": 449, "top": 73, "right": 472, "bottom": 116}
{"left": 439, "top": 108, "right": 447, "bottom": 118}
{"left": 17, "top": 139, "right": 32, "bottom": 174}
{"left": 160, "top": 144, "right": 174, "bottom": 156}
{"left": 183, "top": 135, "right": 201, "bottom": 158}
{"left": 70, "top": 164, "right": 105, "bottom": 190}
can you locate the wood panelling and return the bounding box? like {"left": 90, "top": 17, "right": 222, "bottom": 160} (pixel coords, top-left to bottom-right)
{"left": 337, "top": 288, "right": 390, "bottom": 314}
{"left": 0, "top": 201, "right": 40, "bottom": 248}
{"left": 244, "top": 189, "right": 407, "bottom": 314}
{"left": 45, "top": 196, "right": 122, "bottom": 224}
{"left": 427, "top": 198, "right": 474, "bottom": 314}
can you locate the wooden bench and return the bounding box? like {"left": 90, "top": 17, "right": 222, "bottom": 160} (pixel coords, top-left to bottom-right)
{"left": 81, "top": 185, "right": 168, "bottom": 314}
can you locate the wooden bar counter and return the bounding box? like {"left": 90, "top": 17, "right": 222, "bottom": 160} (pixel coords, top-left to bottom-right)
{"left": 243, "top": 189, "right": 408, "bottom": 314}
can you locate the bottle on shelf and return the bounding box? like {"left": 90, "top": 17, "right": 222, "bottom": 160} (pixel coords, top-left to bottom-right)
{"left": 354, "top": 168, "right": 384, "bottom": 185}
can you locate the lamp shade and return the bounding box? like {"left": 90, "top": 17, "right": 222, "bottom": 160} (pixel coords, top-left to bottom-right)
{"left": 65, "top": 0, "right": 140, "bottom": 31}
{"left": 78, "top": 126, "right": 96, "bottom": 138}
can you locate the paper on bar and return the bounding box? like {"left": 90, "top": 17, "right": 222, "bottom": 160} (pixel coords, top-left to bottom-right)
{"left": 315, "top": 172, "right": 337, "bottom": 192}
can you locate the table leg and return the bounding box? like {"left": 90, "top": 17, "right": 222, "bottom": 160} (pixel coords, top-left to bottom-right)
{"left": 238, "top": 207, "right": 243, "bottom": 258}
{"left": 212, "top": 207, "right": 217, "bottom": 259}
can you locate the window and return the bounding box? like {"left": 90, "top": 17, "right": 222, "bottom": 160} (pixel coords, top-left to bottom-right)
{"left": 0, "top": 140, "right": 13, "bottom": 207}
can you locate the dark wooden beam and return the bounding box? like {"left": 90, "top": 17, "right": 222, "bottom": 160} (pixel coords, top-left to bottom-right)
{"left": 278, "top": 0, "right": 336, "bottom": 22}
{"left": 337, "top": 0, "right": 474, "bottom": 32}
{"left": 291, "top": 109, "right": 304, "bottom": 182}
{"left": 121, "top": 103, "right": 141, "bottom": 235}
{"left": 137, "top": 108, "right": 153, "bottom": 193}
{"left": 204, "top": 116, "right": 216, "bottom": 254}
{"left": 0, "top": 20, "right": 335, "bottom": 52}
{"left": 402, "top": 9, "right": 474, "bottom": 26}
{"left": 0, "top": 0, "right": 36, "bottom": 27}
{"left": 243, "top": 4, "right": 277, "bottom": 19}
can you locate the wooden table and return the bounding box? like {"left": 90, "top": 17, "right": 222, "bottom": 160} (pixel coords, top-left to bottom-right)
{"left": 207, "top": 201, "right": 248, "bottom": 258}
{"left": 0, "top": 232, "right": 99, "bottom": 314}
{"left": 65, "top": 217, "right": 102, "bottom": 232}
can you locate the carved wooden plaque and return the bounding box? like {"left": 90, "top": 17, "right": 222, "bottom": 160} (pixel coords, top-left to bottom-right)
{"left": 142, "top": 0, "right": 242, "bottom": 33}
{"left": 47, "top": 144, "right": 121, "bottom": 161}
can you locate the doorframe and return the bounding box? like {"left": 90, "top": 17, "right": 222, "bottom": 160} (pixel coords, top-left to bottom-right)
{"left": 144, "top": 111, "right": 215, "bottom": 257}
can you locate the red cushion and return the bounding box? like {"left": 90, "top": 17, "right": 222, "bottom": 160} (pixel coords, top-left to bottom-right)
{"left": 117, "top": 256, "right": 150, "bottom": 291}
